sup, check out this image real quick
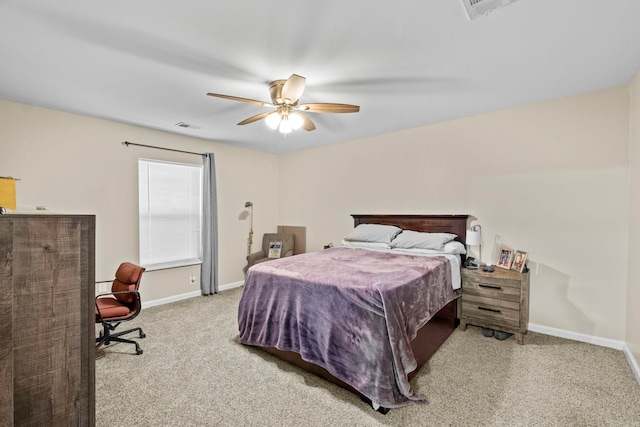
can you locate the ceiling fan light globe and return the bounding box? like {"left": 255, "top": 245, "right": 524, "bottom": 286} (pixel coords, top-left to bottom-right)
{"left": 289, "top": 114, "right": 304, "bottom": 130}
{"left": 265, "top": 112, "right": 281, "bottom": 129}
{"left": 289, "top": 112, "right": 304, "bottom": 130}
{"left": 278, "top": 119, "right": 293, "bottom": 134}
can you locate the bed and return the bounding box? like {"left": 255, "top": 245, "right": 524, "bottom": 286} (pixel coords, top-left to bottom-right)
{"left": 237, "top": 214, "right": 468, "bottom": 412}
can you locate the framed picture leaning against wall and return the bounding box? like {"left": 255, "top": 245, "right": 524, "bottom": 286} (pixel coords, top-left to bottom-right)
{"left": 511, "top": 250, "right": 528, "bottom": 273}
{"left": 497, "top": 247, "right": 514, "bottom": 269}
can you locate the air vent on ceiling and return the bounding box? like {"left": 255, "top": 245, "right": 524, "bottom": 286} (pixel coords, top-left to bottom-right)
{"left": 461, "top": 0, "right": 520, "bottom": 20}
{"left": 175, "top": 122, "right": 200, "bottom": 130}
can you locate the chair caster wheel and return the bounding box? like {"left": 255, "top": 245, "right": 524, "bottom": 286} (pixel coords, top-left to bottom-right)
{"left": 140, "top": 332, "right": 146, "bottom": 338}
{"left": 136, "top": 349, "right": 143, "bottom": 355}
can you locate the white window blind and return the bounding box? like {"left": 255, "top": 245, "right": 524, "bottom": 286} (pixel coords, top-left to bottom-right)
{"left": 138, "top": 159, "right": 202, "bottom": 270}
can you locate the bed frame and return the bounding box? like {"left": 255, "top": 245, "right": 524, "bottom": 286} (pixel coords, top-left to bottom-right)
{"left": 256, "top": 214, "right": 469, "bottom": 412}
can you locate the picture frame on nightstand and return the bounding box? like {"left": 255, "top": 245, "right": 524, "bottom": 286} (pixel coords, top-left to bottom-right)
{"left": 511, "top": 250, "right": 528, "bottom": 273}
{"left": 497, "top": 247, "right": 514, "bottom": 269}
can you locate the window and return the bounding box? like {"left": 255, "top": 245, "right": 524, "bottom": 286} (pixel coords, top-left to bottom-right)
{"left": 138, "top": 159, "right": 202, "bottom": 270}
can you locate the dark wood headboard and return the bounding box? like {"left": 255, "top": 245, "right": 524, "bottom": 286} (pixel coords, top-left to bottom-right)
{"left": 351, "top": 214, "right": 469, "bottom": 244}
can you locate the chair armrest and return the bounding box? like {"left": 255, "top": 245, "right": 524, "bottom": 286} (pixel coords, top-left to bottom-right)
{"left": 247, "top": 251, "right": 267, "bottom": 265}
{"left": 95, "top": 290, "right": 141, "bottom": 322}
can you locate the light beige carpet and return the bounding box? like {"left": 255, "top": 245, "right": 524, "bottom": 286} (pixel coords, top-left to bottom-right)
{"left": 96, "top": 287, "right": 640, "bottom": 426}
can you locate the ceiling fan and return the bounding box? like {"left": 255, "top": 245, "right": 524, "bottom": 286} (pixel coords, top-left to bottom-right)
{"left": 207, "top": 74, "right": 360, "bottom": 134}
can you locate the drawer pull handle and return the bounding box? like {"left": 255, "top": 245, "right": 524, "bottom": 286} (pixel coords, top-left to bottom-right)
{"left": 478, "top": 306, "right": 501, "bottom": 313}
{"left": 479, "top": 284, "right": 502, "bottom": 291}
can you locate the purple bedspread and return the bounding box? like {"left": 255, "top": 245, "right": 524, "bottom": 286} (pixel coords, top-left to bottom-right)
{"left": 237, "top": 247, "right": 457, "bottom": 408}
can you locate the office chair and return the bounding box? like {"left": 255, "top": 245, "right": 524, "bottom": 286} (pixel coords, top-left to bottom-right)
{"left": 95, "top": 262, "right": 146, "bottom": 355}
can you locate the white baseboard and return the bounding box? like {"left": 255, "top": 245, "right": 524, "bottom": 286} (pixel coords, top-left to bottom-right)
{"left": 219, "top": 280, "right": 244, "bottom": 292}
{"left": 623, "top": 343, "right": 640, "bottom": 385}
{"left": 529, "top": 323, "right": 640, "bottom": 386}
{"left": 528, "top": 323, "right": 625, "bottom": 350}
{"left": 143, "top": 280, "right": 244, "bottom": 309}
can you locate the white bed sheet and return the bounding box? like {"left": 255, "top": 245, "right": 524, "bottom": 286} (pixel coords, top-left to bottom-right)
{"left": 339, "top": 244, "right": 462, "bottom": 290}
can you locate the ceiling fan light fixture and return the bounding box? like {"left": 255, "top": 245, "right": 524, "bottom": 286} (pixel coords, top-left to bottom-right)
{"left": 265, "top": 111, "right": 281, "bottom": 129}
{"left": 289, "top": 112, "right": 304, "bottom": 130}
{"left": 278, "top": 118, "right": 293, "bottom": 134}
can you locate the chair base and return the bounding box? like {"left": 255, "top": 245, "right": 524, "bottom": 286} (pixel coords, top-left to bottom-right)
{"left": 96, "top": 323, "right": 145, "bottom": 355}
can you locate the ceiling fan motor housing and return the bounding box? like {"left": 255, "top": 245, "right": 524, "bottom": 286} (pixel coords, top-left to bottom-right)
{"left": 269, "top": 80, "right": 288, "bottom": 104}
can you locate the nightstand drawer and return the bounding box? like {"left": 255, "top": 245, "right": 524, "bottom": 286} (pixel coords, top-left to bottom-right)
{"left": 461, "top": 297, "right": 520, "bottom": 327}
{"left": 462, "top": 293, "right": 520, "bottom": 311}
{"left": 462, "top": 276, "right": 521, "bottom": 301}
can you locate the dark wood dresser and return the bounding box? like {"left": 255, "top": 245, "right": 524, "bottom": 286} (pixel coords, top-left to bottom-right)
{"left": 0, "top": 215, "right": 95, "bottom": 426}
{"left": 459, "top": 266, "right": 530, "bottom": 344}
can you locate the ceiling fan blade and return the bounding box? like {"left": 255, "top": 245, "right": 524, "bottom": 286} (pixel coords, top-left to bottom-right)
{"left": 281, "top": 74, "right": 306, "bottom": 104}
{"left": 297, "top": 112, "right": 316, "bottom": 131}
{"left": 207, "top": 93, "right": 272, "bottom": 107}
{"left": 297, "top": 103, "right": 360, "bottom": 113}
{"left": 237, "top": 111, "right": 272, "bottom": 126}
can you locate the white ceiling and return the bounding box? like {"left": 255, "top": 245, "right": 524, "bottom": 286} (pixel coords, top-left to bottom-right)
{"left": 1, "top": 0, "right": 640, "bottom": 154}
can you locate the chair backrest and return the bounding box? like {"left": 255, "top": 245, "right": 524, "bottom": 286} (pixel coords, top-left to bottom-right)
{"left": 261, "top": 233, "right": 295, "bottom": 258}
{"left": 111, "top": 262, "right": 145, "bottom": 306}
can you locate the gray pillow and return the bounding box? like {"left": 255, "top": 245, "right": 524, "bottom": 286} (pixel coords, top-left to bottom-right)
{"left": 344, "top": 224, "right": 402, "bottom": 244}
{"left": 390, "top": 230, "right": 457, "bottom": 251}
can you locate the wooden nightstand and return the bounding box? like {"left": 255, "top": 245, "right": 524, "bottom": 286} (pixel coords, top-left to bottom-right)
{"left": 459, "top": 267, "right": 530, "bottom": 344}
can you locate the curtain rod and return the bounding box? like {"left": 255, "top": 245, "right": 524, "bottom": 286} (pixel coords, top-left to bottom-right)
{"left": 122, "top": 141, "right": 204, "bottom": 156}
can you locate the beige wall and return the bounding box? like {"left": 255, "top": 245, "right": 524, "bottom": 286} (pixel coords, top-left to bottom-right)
{"left": 0, "top": 100, "right": 280, "bottom": 302}
{"left": 628, "top": 71, "right": 640, "bottom": 365}
{"left": 0, "top": 84, "right": 635, "bottom": 344}
{"left": 280, "top": 86, "right": 630, "bottom": 341}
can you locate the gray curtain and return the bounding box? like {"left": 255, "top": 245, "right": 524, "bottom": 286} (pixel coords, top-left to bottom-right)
{"left": 201, "top": 153, "right": 218, "bottom": 295}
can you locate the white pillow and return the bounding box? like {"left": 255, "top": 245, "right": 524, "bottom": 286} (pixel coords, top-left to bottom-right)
{"left": 340, "top": 239, "right": 391, "bottom": 249}
{"left": 344, "top": 224, "right": 402, "bottom": 244}
{"left": 391, "top": 240, "right": 466, "bottom": 255}
{"left": 443, "top": 240, "right": 466, "bottom": 254}
{"left": 390, "top": 230, "right": 457, "bottom": 251}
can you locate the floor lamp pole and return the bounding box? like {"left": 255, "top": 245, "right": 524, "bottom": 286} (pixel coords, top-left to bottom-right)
{"left": 245, "top": 202, "right": 254, "bottom": 258}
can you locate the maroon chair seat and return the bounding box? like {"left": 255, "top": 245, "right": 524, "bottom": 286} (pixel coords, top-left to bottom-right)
{"left": 96, "top": 298, "right": 134, "bottom": 319}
